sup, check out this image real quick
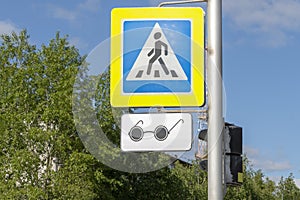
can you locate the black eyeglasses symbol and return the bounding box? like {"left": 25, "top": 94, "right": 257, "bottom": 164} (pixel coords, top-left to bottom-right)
{"left": 128, "top": 119, "right": 184, "bottom": 142}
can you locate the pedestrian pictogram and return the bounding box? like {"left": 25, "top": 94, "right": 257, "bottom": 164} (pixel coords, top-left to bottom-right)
{"left": 110, "top": 7, "right": 205, "bottom": 107}
{"left": 147, "top": 31, "right": 168, "bottom": 76}
{"left": 126, "top": 23, "right": 188, "bottom": 81}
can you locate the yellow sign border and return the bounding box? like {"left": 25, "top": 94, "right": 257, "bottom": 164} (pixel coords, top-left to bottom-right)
{"left": 110, "top": 7, "right": 205, "bottom": 107}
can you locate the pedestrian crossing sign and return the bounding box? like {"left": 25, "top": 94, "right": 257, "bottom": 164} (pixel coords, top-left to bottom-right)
{"left": 110, "top": 7, "right": 205, "bottom": 107}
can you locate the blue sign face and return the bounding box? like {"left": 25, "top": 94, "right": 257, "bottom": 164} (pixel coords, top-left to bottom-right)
{"left": 122, "top": 20, "right": 192, "bottom": 94}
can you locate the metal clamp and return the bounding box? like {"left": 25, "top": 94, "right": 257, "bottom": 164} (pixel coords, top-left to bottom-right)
{"left": 158, "top": 0, "right": 207, "bottom": 7}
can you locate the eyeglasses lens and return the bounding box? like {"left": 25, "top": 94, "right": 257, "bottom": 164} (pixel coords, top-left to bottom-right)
{"left": 155, "top": 126, "right": 168, "bottom": 141}
{"left": 130, "top": 127, "right": 143, "bottom": 141}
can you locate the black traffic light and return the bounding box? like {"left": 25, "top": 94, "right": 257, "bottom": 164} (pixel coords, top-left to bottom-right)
{"left": 196, "top": 123, "right": 243, "bottom": 186}
{"left": 224, "top": 123, "right": 243, "bottom": 186}
{"left": 196, "top": 129, "right": 208, "bottom": 171}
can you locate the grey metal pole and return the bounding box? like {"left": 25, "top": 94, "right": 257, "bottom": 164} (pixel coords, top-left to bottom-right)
{"left": 207, "top": 0, "right": 224, "bottom": 199}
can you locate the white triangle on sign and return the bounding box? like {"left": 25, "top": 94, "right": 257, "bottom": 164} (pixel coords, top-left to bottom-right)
{"left": 126, "top": 23, "right": 188, "bottom": 81}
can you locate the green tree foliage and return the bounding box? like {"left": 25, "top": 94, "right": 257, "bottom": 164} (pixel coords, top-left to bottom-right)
{"left": 225, "top": 159, "right": 277, "bottom": 200}
{"left": 1, "top": 30, "right": 300, "bottom": 199}
{"left": 0, "top": 30, "right": 111, "bottom": 199}
{"left": 95, "top": 71, "right": 121, "bottom": 145}
{"left": 276, "top": 174, "right": 300, "bottom": 200}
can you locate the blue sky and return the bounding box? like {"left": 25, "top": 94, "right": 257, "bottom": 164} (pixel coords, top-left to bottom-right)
{"left": 1, "top": 0, "right": 300, "bottom": 185}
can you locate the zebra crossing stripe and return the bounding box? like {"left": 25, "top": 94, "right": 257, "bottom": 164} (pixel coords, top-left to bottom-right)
{"left": 135, "top": 70, "right": 143, "bottom": 78}
{"left": 170, "top": 70, "right": 178, "bottom": 77}
{"left": 135, "top": 69, "right": 179, "bottom": 78}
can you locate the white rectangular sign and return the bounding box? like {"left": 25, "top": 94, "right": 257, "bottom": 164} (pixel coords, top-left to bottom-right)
{"left": 121, "top": 113, "right": 192, "bottom": 152}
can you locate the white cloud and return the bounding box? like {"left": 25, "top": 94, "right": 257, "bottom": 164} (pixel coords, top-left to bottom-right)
{"left": 69, "top": 37, "right": 89, "bottom": 50}
{"left": 295, "top": 179, "right": 300, "bottom": 188}
{"left": 0, "top": 20, "right": 19, "bottom": 35}
{"left": 149, "top": 0, "right": 163, "bottom": 6}
{"left": 50, "top": 6, "right": 77, "bottom": 21}
{"left": 223, "top": 0, "right": 300, "bottom": 46}
{"left": 245, "top": 146, "right": 292, "bottom": 172}
{"left": 244, "top": 146, "right": 259, "bottom": 157}
{"left": 47, "top": 0, "right": 102, "bottom": 22}
{"left": 79, "top": 0, "right": 101, "bottom": 12}
{"left": 252, "top": 159, "right": 292, "bottom": 172}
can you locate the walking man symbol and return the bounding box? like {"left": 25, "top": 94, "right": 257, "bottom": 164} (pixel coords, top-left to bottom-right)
{"left": 147, "top": 32, "right": 169, "bottom": 75}
{"left": 125, "top": 23, "right": 188, "bottom": 81}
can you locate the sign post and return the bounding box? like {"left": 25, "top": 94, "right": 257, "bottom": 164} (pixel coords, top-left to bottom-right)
{"left": 207, "top": 0, "right": 224, "bottom": 199}
{"left": 158, "top": 1, "right": 225, "bottom": 198}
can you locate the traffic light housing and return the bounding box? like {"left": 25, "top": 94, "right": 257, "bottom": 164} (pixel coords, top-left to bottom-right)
{"left": 196, "top": 123, "right": 243, "bottom": 186}
{"left": 224, "top": 123, "right": 243, "bottom": 186}
{"left": 196, "top": 129, "right": 208, "bottom": 171}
